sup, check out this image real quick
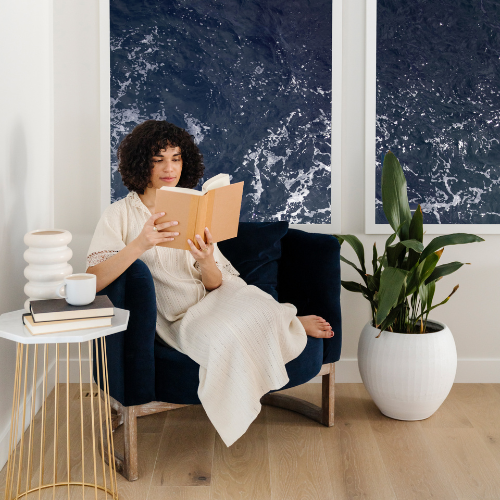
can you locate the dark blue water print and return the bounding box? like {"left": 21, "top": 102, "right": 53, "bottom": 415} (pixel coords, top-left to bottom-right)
{"left": 110, "top": 0, "right": 332, "bottom": 223}
{"left": 376, "top": 0, "right": 500, "bottom": 224}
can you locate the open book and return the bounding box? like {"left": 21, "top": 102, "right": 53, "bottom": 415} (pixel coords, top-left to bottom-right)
{"left": 154, "top": 173, "right": 244, "bottom": 250}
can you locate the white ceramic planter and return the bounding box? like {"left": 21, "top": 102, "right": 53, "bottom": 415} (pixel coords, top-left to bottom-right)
{"left": 357, "top": 320, "right": 457, "bottom": 420}
{"left": 23, "top": 230, "right": 73, "bottom": 311}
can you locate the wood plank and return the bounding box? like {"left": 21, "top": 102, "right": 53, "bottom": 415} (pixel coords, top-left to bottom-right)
{"left": 150, "top": 404, "right": 215, "bottom": 487}
{"left": 209, "top": 404, "right": 272, "bottom": 500}
{"left": 113, "top": 431, "right": 163, "bottom": 500}
{"left": 491, "top": 384, "right": 500, "bottom": 399}
{"left": 266, "top": 386, "right": 334, "bottom": 500}
{"left": 451, "top": 384, "right": 500, "bottom": 469}
{"left": 148, "top": 485, "right": 211, "bottom": 500}
{"left": 418, "top": 384, "right": 473, "bottom": 429}
{"left": 358, "top": 384, "right": 458, "bottom": 500}
{"left": 317, "top": 383, "right": 397, "bottom": 500}
{"left": 422, "top": 427, "right": 500, "bottom": 499}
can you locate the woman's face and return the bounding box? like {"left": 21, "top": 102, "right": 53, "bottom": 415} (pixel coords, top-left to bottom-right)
{"left": 149, "top": 146, "right": 183, "bottom": 189}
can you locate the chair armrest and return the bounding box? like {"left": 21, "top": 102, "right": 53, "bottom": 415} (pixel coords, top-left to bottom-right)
{"left": 96, "top": 259, "right": 157, "bottom": 406}
{"left": 277, "top": 229, "right": 342, "bottom": 364}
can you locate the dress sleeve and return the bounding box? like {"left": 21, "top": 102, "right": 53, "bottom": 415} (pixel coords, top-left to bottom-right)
{"left": 194, "top": 243, "right": 240, "bottom": 281}
{"left": 86, "top": 203, "right": 127, "bottom": 270}
{"left": 214, "top": 243, "right": 240, "bottom": 280}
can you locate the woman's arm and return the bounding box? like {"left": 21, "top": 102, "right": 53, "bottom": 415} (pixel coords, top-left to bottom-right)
{"left": 197, "top": 257, "right": 223, "bottom": 291}
{"left": 188, "top": 229, "right": 222, "bottom": 291}
{"left": 87, "top": 211, "right": 180, "bottom": 293}
{"left": 87, "top": 239, "right": 145, "bottom": 293}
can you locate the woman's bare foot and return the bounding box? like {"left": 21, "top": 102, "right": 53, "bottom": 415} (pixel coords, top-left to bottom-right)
{"left": 297, "top": 315, "right": 334, "bottom": 338}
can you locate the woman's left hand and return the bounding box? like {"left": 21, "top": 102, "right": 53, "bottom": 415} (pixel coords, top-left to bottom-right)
{"left": 187, "top": 227, "right": 215, "bottom": 266}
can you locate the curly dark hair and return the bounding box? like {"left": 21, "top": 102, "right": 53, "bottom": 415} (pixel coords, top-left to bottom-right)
{"left": 117, "top": 120, "right": 205, "bottom": 194}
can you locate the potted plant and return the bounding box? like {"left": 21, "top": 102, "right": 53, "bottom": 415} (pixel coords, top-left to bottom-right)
{"left": 335, "top": 151, "right": 484, "bottom": 420}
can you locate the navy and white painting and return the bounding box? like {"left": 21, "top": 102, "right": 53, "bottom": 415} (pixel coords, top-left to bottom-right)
{"left": 376, "top": 0, "right": 500, "bottom": 225}
{"left": 110, "top": 0, "right": 332, "bottom": 223}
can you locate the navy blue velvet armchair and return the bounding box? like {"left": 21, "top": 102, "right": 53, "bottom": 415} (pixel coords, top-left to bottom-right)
{"left": 97, "top": 223, "right": 341, "bottom": 481}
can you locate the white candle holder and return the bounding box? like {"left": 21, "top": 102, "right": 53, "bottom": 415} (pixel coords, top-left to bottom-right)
{"left": 23, "top": 230, "right": 73, "bottom": 311}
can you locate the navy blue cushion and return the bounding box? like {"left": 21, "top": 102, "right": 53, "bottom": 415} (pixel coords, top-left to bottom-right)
{"left": 218, "top": 221, "right": 288, "bottom": 300}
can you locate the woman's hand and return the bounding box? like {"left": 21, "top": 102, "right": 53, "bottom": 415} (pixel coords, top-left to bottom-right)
{"left": 188, "top": 228, "right": 222, "bottom": 290}
{"left": 187, "top": 227, "right": 215, "bottom": 267}
{"left": 134, "top": 212, "right": 179, "bottom": 252}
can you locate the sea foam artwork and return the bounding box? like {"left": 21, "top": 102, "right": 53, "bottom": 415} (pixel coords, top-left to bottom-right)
{"left": 376, "top": 0, "right": 500, "bottom": 225}
{"left": 110, "top": 0, "right": 332, "bottom": 223}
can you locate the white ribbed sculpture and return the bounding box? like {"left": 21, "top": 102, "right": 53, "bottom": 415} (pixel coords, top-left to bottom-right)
{"left": 23, "top": 230, "right": 73, "bottom": 311}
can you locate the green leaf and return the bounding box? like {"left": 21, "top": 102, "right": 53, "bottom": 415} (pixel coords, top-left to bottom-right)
{"left": 341, "top": 281, "right": 369, "bottom": 294}
{"left": 386, "top": 243, "right": 406, "bottom": 267}
{"left": 420, "top": 234, "right": 484, "bottom": 261}
{"left": 381, "top": 151, "right": 412, "bottom": 241}
{"left": 366, "top": 275, "right": 379, "bottom": 292}
{"left": 406, "top": 248, "right": 421, "bottom": 272}
{"left": 339, "top": 255, "right": 367, "bottom": 283}
{"left": 376, "top": 267, "right": 408, "bottom": 326}
{"left": 385, "top": 232, "right": 397, "bottom": 249}
{"left": 420, "top": 251, "right": 442, "bottom": 281}
{"left": 425, "top": 262, "right": 466, "bottom": 284}
{"left": 426, "top": 281, "right": 436, "bottom": 311}
{"left": 400, "top": 239, "right": 424, "bottom": 253}
{"left": 372, "top": 243, "right": 378, "bottom": 274}
{"left": 379, "top": 304, "right": 406, "bottom": 333}
{"left": 405, "top": 251, "right": 440, "bottom": 297}
{"left": 415, "top": 285, "right": 459, "bottom": 322}
{"left": 418, "top": 281, "right": 435, "bottom": 314}
{"left": 335, "top": 235, "right": 366, "bottom": 273}
{"left": 409, "top": 205, "right": 424, "bottom": 243}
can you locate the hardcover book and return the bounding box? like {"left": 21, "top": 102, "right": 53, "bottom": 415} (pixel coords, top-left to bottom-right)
{"left": 29, "top": 295, "right": 114, "bottom": 323}
{"left": 154, "top": 173, "right": 244, "bottom": 251}
{"left": 22, "top": 313, "right": 112, "bottom": 335}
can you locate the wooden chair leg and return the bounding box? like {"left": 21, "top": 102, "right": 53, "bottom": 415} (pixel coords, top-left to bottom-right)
{"left": 260, "top": 362, "right": 335, "bottom": 426}
{"left": 321, "top": 363, "right": 335, "bottom": 426}
{"left": 101, "top": 393, "right": 190, "bottom": 481}
{"left": 100, "top": 394, "right": 138, "bottom": 481}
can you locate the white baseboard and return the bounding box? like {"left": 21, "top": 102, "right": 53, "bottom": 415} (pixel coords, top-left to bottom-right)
{"left": 308, "top": 358, "right": 500, "bottom": 383}
{"left": 66, "top": 356, "right": 500, "bottom": 385}
{"left": 0, "top": 359, "right": 56, "bottom": 472}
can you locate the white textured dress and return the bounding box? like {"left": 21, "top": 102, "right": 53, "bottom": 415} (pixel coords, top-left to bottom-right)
{"left": 86, "top": 191, "right": 307, "bottom": 447}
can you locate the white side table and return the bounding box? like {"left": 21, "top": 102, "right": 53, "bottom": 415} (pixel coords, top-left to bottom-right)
{"left": 0, "top": 308, "right": 129, "bottom": 500}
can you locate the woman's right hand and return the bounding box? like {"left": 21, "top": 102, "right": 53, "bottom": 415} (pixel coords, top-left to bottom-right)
{"left": 134, "top": 212, "right": 179, "bottom": 252}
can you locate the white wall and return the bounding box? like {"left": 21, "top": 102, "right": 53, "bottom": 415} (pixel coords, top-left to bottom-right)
{"left": 0, "top": 0, "right": 55, "bottom": 471}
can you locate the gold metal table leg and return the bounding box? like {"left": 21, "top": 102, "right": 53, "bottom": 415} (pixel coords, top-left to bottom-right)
{"left": 4, "top": 341, "right": 119, "bottom": 499}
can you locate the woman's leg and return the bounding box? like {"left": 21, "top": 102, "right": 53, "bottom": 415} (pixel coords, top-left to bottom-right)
{"left": 297, "top": 316, "right": 334, "bottom": 338}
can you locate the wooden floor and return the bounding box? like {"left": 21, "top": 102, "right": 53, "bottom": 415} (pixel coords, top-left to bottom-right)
{"left": 2, "top": 382, "right": 500, "bottom": 500}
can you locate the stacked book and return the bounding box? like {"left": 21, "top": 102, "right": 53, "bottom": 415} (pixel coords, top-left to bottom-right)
{"left": 22, "top": 296, "right": 114, "bottom": 335}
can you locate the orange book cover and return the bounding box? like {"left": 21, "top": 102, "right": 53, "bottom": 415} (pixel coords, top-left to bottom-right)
{"left": 154, "top": 174, "right": 244, "bottom": 251}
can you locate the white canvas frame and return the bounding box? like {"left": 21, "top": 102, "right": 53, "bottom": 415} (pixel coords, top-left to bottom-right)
{"left": 365, "top": 0, "right": 498, "bottom": 234}
{"left": 99, "top": 0, "right": 341, "bottom": 233}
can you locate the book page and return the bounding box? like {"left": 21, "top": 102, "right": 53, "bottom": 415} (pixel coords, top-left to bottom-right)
{"left": 202, "top": 173, "right": 231, "bottom": 193}
{"left": 159, "top": 186, "right": 204, "bottom": 196}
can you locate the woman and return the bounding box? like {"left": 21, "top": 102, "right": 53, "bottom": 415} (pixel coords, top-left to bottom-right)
{"left": 86, "top": 120, "right": 334, "bottom": 447}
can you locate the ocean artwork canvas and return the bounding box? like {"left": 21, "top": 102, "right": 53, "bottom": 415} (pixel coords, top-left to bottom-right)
{"left": 374, "top": 0, "right": 500, "bottom": 227}
{"left": 108, "top": 0, "right": 332, "bottom": 223}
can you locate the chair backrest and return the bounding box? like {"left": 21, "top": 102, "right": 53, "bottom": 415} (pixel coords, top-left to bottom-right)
{"left": 217, "top": 221, "right": 289, "bottom": 300}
